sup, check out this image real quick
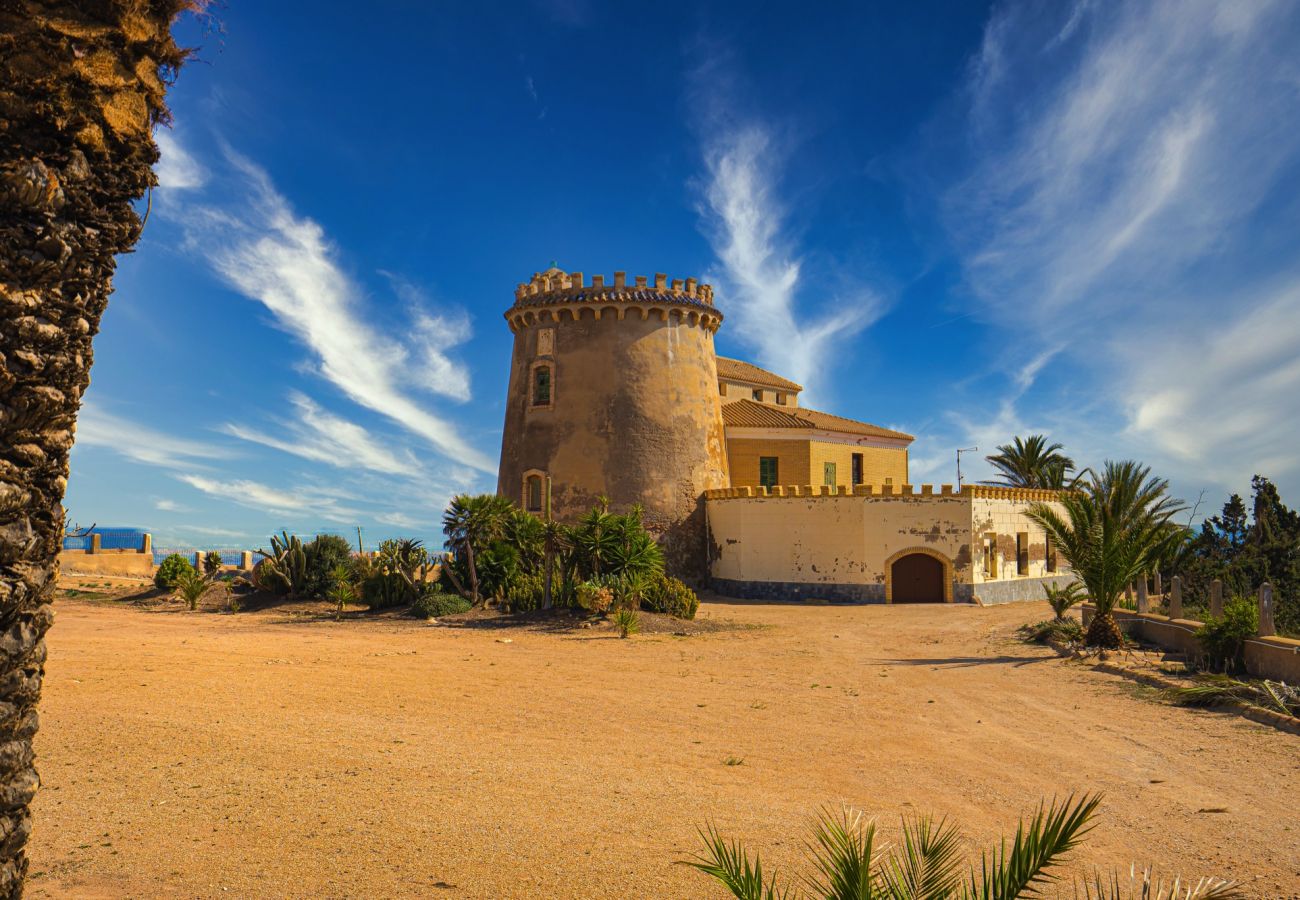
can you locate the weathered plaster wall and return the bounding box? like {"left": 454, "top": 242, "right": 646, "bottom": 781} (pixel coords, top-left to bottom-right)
{"left": 969, "top": 489, "right": 1066, "bottom": 586}
{"left": 58, "top": 549, "right": 153, "bottom": 577}
{"left": 497, "top": 303, "right": 728, "bottom": 580}
{"left": 706, "top": 487, "right": 1072, "bottom": 604}
{"left": 707, "top": 493, "right": 972, "bottom": 595}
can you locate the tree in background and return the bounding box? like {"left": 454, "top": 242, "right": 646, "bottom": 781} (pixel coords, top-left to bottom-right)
{"left": 984, "top": 435, "right": 1079, "bottom": 489}
{"left": 1178, "top": 476, "right": 1299, "bottom": 634}
{"left": 1028, "top": 462, "right": 1187, "bottom": 648}
{"left": 0, "top": 2, "right": 195, "bottom": 889}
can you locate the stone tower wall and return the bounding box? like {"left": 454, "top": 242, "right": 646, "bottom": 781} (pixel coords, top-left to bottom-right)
{"left": 497, "top": 270, "right": 729, "bottom": 580}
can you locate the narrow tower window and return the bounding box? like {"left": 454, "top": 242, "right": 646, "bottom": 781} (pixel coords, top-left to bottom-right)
{"left": 525, "top": 474, "right": 543, "bottom": 512}
{"left": 532, "top": 365, "right": 552, "bottom": 406}
{"left": 1016, "top": 532, "right": 1029, "bottom": 575}
{"left": 851, "top": 453, "right": 864, "bottom": 485}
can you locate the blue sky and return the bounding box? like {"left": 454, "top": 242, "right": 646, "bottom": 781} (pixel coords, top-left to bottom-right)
{"left": 67, "top": 0, "right": 1300, "bottom": 551}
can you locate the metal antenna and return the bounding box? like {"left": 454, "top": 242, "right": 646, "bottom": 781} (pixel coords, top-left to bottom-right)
{"left": 956, "top": 447, "right": 979, "bottom": 489}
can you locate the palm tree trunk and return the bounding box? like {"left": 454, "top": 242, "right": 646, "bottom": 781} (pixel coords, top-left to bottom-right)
{"left": 0, "top": 3, "right": 190, "bottom": 892}
{"left": 465, "top": 541, "right": 480, "bottom": 606}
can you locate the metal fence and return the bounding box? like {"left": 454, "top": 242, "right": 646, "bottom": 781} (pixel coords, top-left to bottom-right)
{"left": 61, "top": 527, "right": 148, "bottom": 552}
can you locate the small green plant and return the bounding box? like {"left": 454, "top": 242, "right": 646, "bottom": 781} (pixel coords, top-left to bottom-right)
{"left": 410, "top": 587, "right": 472, "bottom": 620}
{"left": 173, "top": 568, "right": 209, "bottom": 611}
{"left": 1195, "top": 597, "right": 1258, "bottom": 672}
{"left": 202, "top": 551, "right": 224, "bottom": 579}
{"left": 154, "top": 553, "right": 195, "bottom": 591}
{"left": 722, "top": 756, "right": 744, "bottom": 766}
{"left": 1043, "top": 580, "right": 1086, "bottom": 620}
{"left": 576, "top": 580, "right": 613, "bottom": 615}
{"left": 324, "top": 564, "right": 356, "bottom": 621}
{"left": 614, "top": 606, "right": 640, "bottom": 638}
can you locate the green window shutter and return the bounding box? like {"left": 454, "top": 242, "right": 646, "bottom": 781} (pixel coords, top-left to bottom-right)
{"left": 823, "top": 462, "right": 837, "bottom": 486}
{"left": 759, "top": 457, "right": 778, "bottom": 488}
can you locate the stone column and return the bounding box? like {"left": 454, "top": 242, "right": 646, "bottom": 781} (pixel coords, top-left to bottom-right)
{"left": 193, "top": 551, "right": 203, "bottom": 571}
{"left": 1168, "top": 575, "right": 1183, "bottom": 619}
{"left": 1136, "top": 578, "right": 1149, "bottom": 614}
{"left": 1209, "top": 579, "right": 1224, "bottom": 619}
{"left": 141, "top": 532, "right": 152, "bottom": 556}
{"left": 1259, "top": 583, "right": 1276, "bottom": 637}
{"left": 240, "top": 551, "right": 253, "bottom": 570}
{"left": 1153, "top": 571, "right": 1163, "bottom": 598}
{"left": 88, "top": 533, "right": 101, "bottom": 554}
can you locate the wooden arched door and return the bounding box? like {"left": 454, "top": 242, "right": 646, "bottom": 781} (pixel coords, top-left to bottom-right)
{"left": 890, "top": 553, "right": 945, "bottom": 603}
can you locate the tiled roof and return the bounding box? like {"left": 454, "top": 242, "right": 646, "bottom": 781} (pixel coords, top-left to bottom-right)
{"left": 721, "top": 399, "right": 914, "bottom": 442}
{"left": 715, "top": 357, "right": 804, "bottom": 391}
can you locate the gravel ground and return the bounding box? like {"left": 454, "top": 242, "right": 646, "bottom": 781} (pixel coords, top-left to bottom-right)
{"left": 27, "top": 589, "right": 1300, "bottom": 898}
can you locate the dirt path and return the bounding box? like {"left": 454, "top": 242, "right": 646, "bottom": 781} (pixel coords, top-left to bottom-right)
{"left": 28, "top": 598, "right": 1300, "bottom": 898}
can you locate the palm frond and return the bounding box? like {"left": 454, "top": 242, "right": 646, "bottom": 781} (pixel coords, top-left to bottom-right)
{"left": 965, "top": 793, "right": 1101, "bottom": 900}
{"left": 801, "top": 806, "right": 881, "bottom": 900}
{"left": 683, "top": 823, "right": 791, "bottom": 900}
{"left": 880, "top": 813, "right": 963, "bottom": 900}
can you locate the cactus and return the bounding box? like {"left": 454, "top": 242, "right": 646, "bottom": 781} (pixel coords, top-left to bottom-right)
{"left": 255, "top": 531, "right": 310, "bottom": 598}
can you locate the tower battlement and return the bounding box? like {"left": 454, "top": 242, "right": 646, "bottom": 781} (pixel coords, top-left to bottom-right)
{"left": 512, "top": 268, "right": 715, "bottom": 305}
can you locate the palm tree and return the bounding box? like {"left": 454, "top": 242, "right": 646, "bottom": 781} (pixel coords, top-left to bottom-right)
{"left": 1043, "top": 581, "right": 1086, "bottom": 621}
{"left": 1028, "top": 462, "right": 1187, "bottom": 649}
{"left": 686, "top": 794, "right": 1239, "bottom": 899}
{"left": 442, "top": 494, "right": 514, "bottom": 606}
{"left": 984, "top": 435, "right": 1077, "bottom": 489}
{"left": 1, "top": 1, "right": 193, "bottom": 889}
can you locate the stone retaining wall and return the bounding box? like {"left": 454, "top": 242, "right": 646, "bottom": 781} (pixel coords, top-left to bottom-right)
{"left": 58, "top": 548, "right": 154, "bottom": 578}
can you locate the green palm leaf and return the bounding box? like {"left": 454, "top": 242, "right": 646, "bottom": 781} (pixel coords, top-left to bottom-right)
{"left": 965, "top": 793, "right": 1100, "bottom": 900}
{"left": 684, "top": 823, "right": 791, "bottom": 900}
{"left": 880, "top": 814, "right": 963, "bottom": 900}
{"left": 801, "top": 806, "right": 881, "bottom": 900}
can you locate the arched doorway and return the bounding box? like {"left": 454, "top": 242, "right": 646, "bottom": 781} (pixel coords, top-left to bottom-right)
{"left": 889, "top": 553, "right": 945, "bottom": 603}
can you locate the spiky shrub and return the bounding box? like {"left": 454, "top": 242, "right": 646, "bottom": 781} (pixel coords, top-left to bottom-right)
{"left": 505, "top": 571, "right": 545, "bottom": 613}
{"left": 1195, "top": 597, "right": 1258, "bottom": 673}
{"left": 411, "top": 587, "right": 472, "bottom": 620}
{"left": 154, "top": 553, "right": 196, "bottom": 590}
{"left": 202, "top": 550, "right": 223, "bottom": 579}
{"left": 324, "top": 564, "right": 355, "bottom": 621}
{"left": 614, "top": 606, "right": 640, "bottom": 638}
{"left": 686, "top": 794, "right": 1239, "bottom": 900}
{"left": 1020, "top": 618, "right": 1085, "bottom": 645}
{"left": 173, "top": 568, "right": 208, "bottom": 611}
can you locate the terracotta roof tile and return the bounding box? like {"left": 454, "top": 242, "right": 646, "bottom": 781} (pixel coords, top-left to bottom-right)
{"left": 721, "top": 399, "right": 914, "bottom": 442}
{"left": 715, "top": 357, "right": 804, "bottom": 392}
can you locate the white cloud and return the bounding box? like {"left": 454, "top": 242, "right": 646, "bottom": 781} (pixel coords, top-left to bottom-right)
{"left": 944, "top": 0, "right": 1300, "bottom": 496}
{"left": 223, "top": 392, "right": 421, "bottom": 477}
{"left": 161, "top": 142, "right": 493, "bottom": 472}
{"left": 177, "top": 474, "right": 361, "bottom": 524}
{"left": 154, "top": 498, "right": 189, "bottom": 512}
{"left": 153, "top": 130, "right": 207, "bottom": 191}
{"left": 76, "top": 405, "right": 231, "bottom": 469}
{"left": 698, "top": 126, "right": 885, "bottom": 399}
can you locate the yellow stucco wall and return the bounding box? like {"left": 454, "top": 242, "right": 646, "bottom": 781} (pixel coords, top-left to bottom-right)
{"left": 969, "top": 494, "right": 1063, "bottom": 584}
{"left": 807, "top": 442, "right": 907, "bottom": 489}
{"left": 726, "top": 438, "right": 907, "bottom": 490}
{"left": 725, "top": 438, "right": 810, "bottom": 489}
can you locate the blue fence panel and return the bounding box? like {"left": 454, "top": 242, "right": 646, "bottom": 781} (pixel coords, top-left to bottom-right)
{"left": 62, "top": 527, "right": 147, "bottom": 552}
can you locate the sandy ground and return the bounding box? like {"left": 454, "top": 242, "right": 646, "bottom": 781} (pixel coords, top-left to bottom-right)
{"left": 27, "top": 591, "right": 1300, "bottom": 899}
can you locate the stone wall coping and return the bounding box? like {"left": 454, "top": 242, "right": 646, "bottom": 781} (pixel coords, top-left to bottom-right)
{"left": 705, "top": 483, "right": 961, "bottom": 500}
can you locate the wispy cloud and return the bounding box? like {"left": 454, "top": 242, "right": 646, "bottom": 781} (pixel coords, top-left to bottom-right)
{"left": 76, "top": 405, "right": 231, "bottom": 470}
{"left": 698, "top": 125, "right": 884, "bottom": 399}
{"left": 154, "top": 498, "right": 189, "bottom": 513}
{"left": 154, "top": 130, "right": 207, "bottom": 191}
{"left": 223, "top": 392, "right": 421, "bottom": 477}
{"left": 158, "top": 140, "right": 493, "bottom": 472}
{"left": 943, "top": 0, "right": 1300, "bottom": 495}
{"left": 177, "top": 474, "right": 361, "bottom": 523}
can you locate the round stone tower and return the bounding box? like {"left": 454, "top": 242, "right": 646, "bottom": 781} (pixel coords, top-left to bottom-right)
{"left": 497, "top": 267, "right": 729, "bottom": 580}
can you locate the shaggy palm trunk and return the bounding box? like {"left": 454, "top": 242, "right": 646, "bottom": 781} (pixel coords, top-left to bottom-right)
{"left": 1086, "top": 611, "right": 1125, "bottom": 649}
{"left": 0, "top": 3, "right": 187, "bottom": 893}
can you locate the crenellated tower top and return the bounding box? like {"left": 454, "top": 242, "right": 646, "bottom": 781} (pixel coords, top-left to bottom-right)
{"left": 511, "top": 267, "right": 716, "bottom": 306}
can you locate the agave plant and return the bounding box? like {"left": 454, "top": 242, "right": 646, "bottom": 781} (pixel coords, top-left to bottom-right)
{"left": 686, "top": 795, "right": 1238, "bottom": 900}
{"left": 173, "top": 567, "right": 209, "bottom": 612}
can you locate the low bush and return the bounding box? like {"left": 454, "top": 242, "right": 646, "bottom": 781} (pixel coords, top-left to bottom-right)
{"left": 154, "top": 553, "right": 195, "bottom": 590}
{"left": 1196, "top": 596, "right": 1258, "bottom": 672}
{"left": 505, "top": 571, "right": 545, "bottom": 613}
{"left": 646, "top": 574, "right": 699, "bottom": 620}
{"left": 304, "top": 534, "right": 353, "bottom": 599}
{"left": 576, "top": 580, "right": 613, "bottom": 614}
{"left": 411, "top": 587, "right": 472, "bottom": 619}
{"left": 173, "top": 568, "right": 209, "bottom": 611}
